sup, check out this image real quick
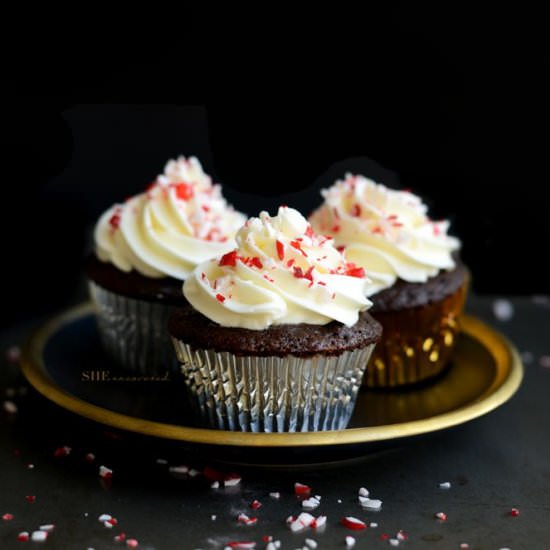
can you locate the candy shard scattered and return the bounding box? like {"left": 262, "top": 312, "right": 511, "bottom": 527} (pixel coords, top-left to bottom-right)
{"left": 211, "top": 515, "right": 217, "bottom": 521}
{"left": 341, "top": 517, "right": 366, "bottom": 530}
{"left": 226, "top": 542, "right": 256, "bottom": 549}
{"left": 305, "top": 538, "right": 318, "bottom": 548}
{"left": 17, "top": 531, "right": 29, "bottom": 541}
{"left": 435, "top": 512, "right": 447, "bottom": 521}
{"left": 224, "top": 474, "right": 242, "bottom": 487}
{"left": 85, "top": 453, "right": 96, "bottom": 462}
{"left": 358, "top": 487, "right": 369, "bottom": 497}
{"left": 493, "top": 299, "right": 514, "bottom": 321}
{"left": 99, "top": 465, "right": 113, "bottom": 479}
{"left": 126, "top": 539, "right": 139, "bottom": 548}
{"left": 39, "top": 524, "right": 55, "bottom": 532}
{"left": 104, "top": 521, "right": 115, "bottom": 529}
{"left": 370, "top": 522, "right": 378, "bottom": 528}
{"left": 211, "top": 481, "right": 220, "bottom": 489}
{"left": 289, "top": 512, "right": 315, "bottom": 532}
{"left": 265, "top": 543, "right": 278, "bottom": 550}
{"left": 2, "top": 513, "right": 14, "bottom": 520}
{"left": 3, "top": 400, "right": 17, "bottom": 414}
{"left": 25, "top": 495, "right": 36, "bottom": 503}
{"left": 98, "top": 514, "right": 112, "bottom": 522}
{"left": 311, "top": 515, "right": 326, "bottom": 529}
{"left": 359, "top": 497, "right": 382, "bottom": 511}
{"left": 460, "top": 544, "right": 469, "bottom": 549}
{"left": 295, "top": 482, "right": 312, "bottom": 496}
{"left": 396, "top": 530, "right": 408, "bottom": 541}
{"left": 237, "top": 513, "right": 257, "bottom": 526}
{"left": 155, "top": 458, "right": 168, "bottom": 465}
{"left": 54, "top": 446, "right": 72, "bottom": 457}
{"left": 302, "top": 497, "right": 321, "bottom": 510}
{"left": 114, "top": 533, "right": 126, "bottom": 542}
{"left": 389, "top": 538, "right": 400, "bottom": 547}
{"left": 250, "top": 499, "right": 262, "bottom": 510}
{"left": 345, "top": 535, "right": 356, "bottom": 548}
{"left": 27, "top": 463, "right": 35, "bottom": 469}
{"left": 169, "top": 465, "right": 189, "bottom": 474}
{"left": 510, "top": 507, "right": 520, "bottom": 516}
{"left": 269, "top": 492, "right": 281, "bottom": 499}
{"left": 439, "top": 482, "right": 451, "bottom": 490}
{"left": 31, "top": 531, "right": 48, "bottom": 542}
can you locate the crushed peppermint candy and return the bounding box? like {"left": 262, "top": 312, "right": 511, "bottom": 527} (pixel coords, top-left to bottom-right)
{"left": 98, "top": 514, "right": 112, "bottom": 522}
{"left": 396, "top": 530, "right": 408, "bottom": 541}
{"left": 17, "top": 532, "right": 30, "bottom": 542}
{"left": 31, "top": 531, "right": 48, "bottom": 542}
{"left": 345, "top": 535, "right": 356, "bottom": 548}
{"left": 224, "top": 474, "right": 242, "bottom": 487}
{"left": 237, "top": 513, "right": 257, "bottom": 526}
{"left": 99, "top": 465, "right": 113, "bottom": 479}
{"left": 39, "top": 524, "right": 55, "bottom": 532}
{"left": 3, "top": 400, "right": 17, "bottom": 414}
{"left": 269, "top": 492, "right": 281, "bottom": 499}
{"left": 305, "top": 538, "right": 318, "bottom": 548}
{"left": 25, "top": 495, "right": 36, "bottom": 503}
{"left": 294, "top": 482, "right": 312, "bottom": 497}
{"left": 439, "top": 481, "right": 452, "bottom": 490}
{"left": 302, "top": 496, "right": 321, "bottom": 510}
{"left": 54, "top": 446, "right": 72, "bottom": 457}
{"left": 510, "top": 507, "right": 520, "bottom": 516}
{"left": 211, "top": 481, "right": 220, "bottom": 489}
{"left": 250, "top": 499, "right": 262, "bottom": 510}
{"left": 341, "top": 517, "right": 366, "bottom": 530}
{"left": 434, "top": 512, "right": 447, "bottom": 521}
{"left": 225, "top": 542, "right": 256, "bottom": 549}
{"left": 114, "top": 533, "right": 126, "bottom": 542}
{"left": 126, "top": 539, "right": 139, "bottom": 548}
{"left": 370, "top": 522, "right": 378, "bottom": 528}
{"left": 169, "top": 465, "right": 189, "bottom": 475}
{"left": 2, "top": 513, "right": 14, "bottom": 520}
{"left": 493, "top": 299, "right": 514, "bottom": 321}
{"left": 389, "top": 538, "right": 400, "bottom": 547}
{"left": 358, "top": 487, "right": 369, "bottom": 497}
{"left": 85, "top": 453, "right": 96, "bottom": 462}
{"left": 359, "top": 497, "right": 382, "bottom": 511}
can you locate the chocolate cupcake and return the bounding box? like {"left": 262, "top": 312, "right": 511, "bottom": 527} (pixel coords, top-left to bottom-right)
{"left": 310, "top": 174, "right": 469, "bottom": 388}
{"left": 87, "top": 156, "right": 246, "bottom": 374}
{"left": 169, "top": 207, "right": 382, "bottom": 432}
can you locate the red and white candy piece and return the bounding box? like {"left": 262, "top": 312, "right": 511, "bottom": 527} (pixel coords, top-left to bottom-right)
{"left": 25, "top": 495, "right": 36, "bottom": 503}
{"left": 396, "top": 530, "right": 408, "bottom": 541}
{"left": 237, "top": 513, "right": 257, "bottom": 526}
{"left": 98, "top": 514, "right": 112, "bottom": 522}
{"left": 460, "top": 544, "right": 470, "bottom": 549}
{"left": 359, "top": 497, "right": 382, "bottom": 511}
{"left": 31, "top": 531, "right": 48, "bottom": 542}
{"left": 358, "top": 487, "right": 369, "bottom": 497}
{"left": 126, "top": 539, "right": 139, "bottom": 548}
{"left": 288, "top": 512, "right": 315, "bottom": 532}
{"left": 265, "top": 542, "right": 281, "bottom": 550}
{"left": 304, "top": 538, "right": 318, "bottom": 548}
{"left": 168, "top": 465, "right": 189, "bottom": 475}
{"left": 54, "top": 446, "right": 72, "bottom": 458}
{"left": 39, "top": 524, "right": 55, "bottom": 532}
{"left": 389, "top": 538, "right": 400, "bottom": 547}
{"left": 439, "top": 481, "right": 451, "bottom": 490}
{"left": 99, "top": 465, "right": 113, "bottom": 479}
{"left": 224, "top": 474, "right": 242, "bottom": 487}
{"left": 345, "top": 535, "right": 356, "bottom": 548}
{"left": 370, "top": 522, "right": 378, "bottom": 528}
{"left": 295, "top": 482, "right": 312, "bottom": 497}
{"left": 114, "top": 532, "right": 126, "bottom": 542}
{"left": 250, "top": 499, "right": 262, "bottom": 510}
{"left": 17, "top": 531, "right": 29, "bottom": 542}
{"left": 210, "top": 481, "right": 220, "bottom": 489}
{"left": 225, "top": 542, "right": 256, "bottom": 549}
{"left": 434, "top": 512, "right": 447, "bottom": 521}
{"left": 269, "top": 492, "right": 280, "bottom": 500}
{"left": 341, "top": 517, "right": 366, "bottom": 530}
{"left": 2, "top": 513, "right": 14, "bottom": 520}
{"left": 510, "top": 508, "right": 520, "bottom": 516}
{"left": 311, "top": 515, "right": 327, "bottom": 529}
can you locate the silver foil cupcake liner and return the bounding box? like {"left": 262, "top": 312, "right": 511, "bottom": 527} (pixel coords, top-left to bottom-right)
{"left": 171, "top": 339, "right": 376, "bottom": 432}
{"left": 89, "top": 281, "right": 178, "bottom": 375}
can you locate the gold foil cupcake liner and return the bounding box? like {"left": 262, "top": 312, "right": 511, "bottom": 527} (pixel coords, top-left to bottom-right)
{"left": 171, "top": 340, "right": 376, "bottom": 432}
{"left": 364, "top": 281, "right": 468, "bottom": 388}
{"left": 89, "top": 281, "right": 177, "bottom": 375}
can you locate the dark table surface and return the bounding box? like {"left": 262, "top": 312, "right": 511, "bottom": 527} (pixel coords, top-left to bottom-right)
{"left": 1, "top": 295, "right": 549, "bottom": 550}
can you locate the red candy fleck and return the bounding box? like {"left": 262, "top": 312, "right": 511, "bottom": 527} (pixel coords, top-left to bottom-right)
{"left": 345, "top": 263, "right": 365, "bottom": 278}
{"left": 290, "top": 240, "right": 308, "bottom": 257}
{"left": 293, "top": 266, "right": 304, "bottom": 279}
{"left": 2, "top": 513, "right": 14, "bottom": 520}
{"left": 305, "top": 225, "right": 315, "bottom": 238}
{"left": 341, "top": 517, "right": 366, "bottom": 530}
{"left": 173, "top": 182, "right": 194, "bottom": 201}
{"left": 262, "top": 535, "right": 272, "bottom": 542}
{"left": 219, "top": 250, "right": 238, "bottom": 267}
{"left": 434, "top": 512, "right": 447, "bottom": 521}
{"left": 227, "top": 542, "right": 256, "bottom": 549}
{"left": 54, "top": 446, "right": 71, "bottom": 458}
{"left": 380, "top": 533, "right": 390, "bottom": 541}
{"left": 351, "top": 204, "right": 361, "bottom": 217}
{"left": 250, "top": 257, "right": 263, "bottom": 269}
{"left": 106, "top": 517, "right": 118, "bottom": 526}
{"left": 510, "top": 508, "right": 520, "bottom": 517}
{"left": 126, "top": 539, "right": 139, "bottom": 549}
{"left": 25, "top": 495, "right": 36, "bottom": 503}
{"left": 276, "top": 240, "right": 285, "bottom": 261}
{"left": 202, "top": 205, "right": 210, "bottom": 212}
{"left": 114, "top": 532, "right": 126, "bottom": 542}
{"left": 17, "top": 531, "right": 29, "bottom": 541}
{"left": 287, "top": 259, "right": 295, "bottom": 268}
{"left": 250, "top": 500, "right": 262, "bottom": 510}
{"left": 216, "top": 293, "right": 226, "bottom": 303}
{"left": 294, "top": 482, "right": 312, "bottom": 497}
{"left": 331, "top": 224, "right": 341, "bottom": 233}
{"left": 99, "top": 465, "right": 113, "bottom": 479}
{"left": 109, "top": 210, "right": 122, "bottom": 229}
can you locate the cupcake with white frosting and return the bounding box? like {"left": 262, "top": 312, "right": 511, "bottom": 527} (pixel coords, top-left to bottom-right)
{"left": 87, "top": 156, "right": 246, "bottom": 373}
{"left": 309, "top": 174, "right": 469, "bottom": 388}
{"left": 169, "top": 206, "right": 382, "bottom": 432}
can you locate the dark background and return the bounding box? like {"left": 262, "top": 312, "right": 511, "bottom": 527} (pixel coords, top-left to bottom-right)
{"left": 1, "top": 6, "right": 546, "bottom": 329}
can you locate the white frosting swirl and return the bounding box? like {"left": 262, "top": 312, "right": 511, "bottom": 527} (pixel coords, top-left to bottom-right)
{"left": 183, "top": 207, "right": 375, "bottom": 330}
{"left": 309, "top": 174, "right": 461, "bottom": 294}
{"left": 94, "top": 156, "right": 246, "bottom": 280}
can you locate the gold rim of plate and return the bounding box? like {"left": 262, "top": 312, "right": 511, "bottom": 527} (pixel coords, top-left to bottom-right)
{"left": 20, "top": 303, "right": 523, "bottom": 448}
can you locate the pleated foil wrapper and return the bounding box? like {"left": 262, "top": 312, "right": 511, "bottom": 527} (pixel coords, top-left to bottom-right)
{"left": 364, "top": 280, "right": 469, "bottom": 388}
{"left": 171, "top": 339, "right": 376, "bottom": 432}
{"left": 89, "top": 281, "right": 178, "bottom": 375}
